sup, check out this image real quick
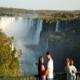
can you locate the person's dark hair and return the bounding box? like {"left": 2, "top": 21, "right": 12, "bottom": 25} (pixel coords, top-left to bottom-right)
{"left": 38, "top": 56, "right": 44, "bottom": 80}
{"left": 46, "top": 51, "right": 52, "bottom": 56}
{"left": 38, "top": 56, "right": 43, "bottom": 65}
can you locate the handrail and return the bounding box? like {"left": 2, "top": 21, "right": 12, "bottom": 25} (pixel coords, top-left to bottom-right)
{"left": 0, "top": 72, "right": 80, "bottom": 80}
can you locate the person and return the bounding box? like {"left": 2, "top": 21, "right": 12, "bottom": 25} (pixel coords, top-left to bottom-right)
{"left": 45, "top": 51, "right": 54, "bottom": 80}
{"left": 65, "top": 58, "right": 71, "bottom": 80}
{"left": 69, "top": 59, "right": 77, "bottom": 80}
{"left": 38, "top": 56, "right": 46, "bottom": 80}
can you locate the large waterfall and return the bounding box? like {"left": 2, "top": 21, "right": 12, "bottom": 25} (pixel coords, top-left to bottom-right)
{"left": 0, "top": 17, "right": 43, "bottom": 74}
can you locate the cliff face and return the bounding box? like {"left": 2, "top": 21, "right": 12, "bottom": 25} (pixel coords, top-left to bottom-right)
{"left": 40, "top": 19, "right": 80, "bottom": 72}
{"left": 42, "top": 18, "right": 80, "bottom": 32}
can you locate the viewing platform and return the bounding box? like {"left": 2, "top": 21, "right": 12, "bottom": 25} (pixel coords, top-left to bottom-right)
{"left": 0, "top": 72, "right": 80, "bottom": 80}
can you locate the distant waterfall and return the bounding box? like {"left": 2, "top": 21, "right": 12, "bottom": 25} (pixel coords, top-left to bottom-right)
{"left": 55, "top": 21, "right": 60, "bottom": 32}
{"left": 23, "top": 19, "right": 43, "bottom": 45}
{"left": 0, "top": 17, "right": 15, "bottom": 31}
{"left": 0, "top": 16, "right": 43, "bottom": 74}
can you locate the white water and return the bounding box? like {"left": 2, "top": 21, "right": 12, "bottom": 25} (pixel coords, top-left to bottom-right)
{"left": 55, "top": 21, "right": 60, "bottom": 32}
{"left": 0, "top": 17, "right": 43, "bottom": 75}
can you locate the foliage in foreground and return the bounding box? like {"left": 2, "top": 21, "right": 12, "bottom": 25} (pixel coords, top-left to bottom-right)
{"left": 0, "top": 31, "right": 19, "bottom": 77}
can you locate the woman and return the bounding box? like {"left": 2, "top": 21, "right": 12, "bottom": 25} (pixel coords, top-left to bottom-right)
{"left": 69, "top": 59, "right": 77, "bottom": 80}
{"left": 38, "top": 56, "right": 46, "bottom": 80}
{"left": 65, "top": 58, "right": 71, "bottom": 80}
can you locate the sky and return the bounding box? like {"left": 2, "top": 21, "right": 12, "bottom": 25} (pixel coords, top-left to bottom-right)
{"left": 0, "top": 0, "right": 80, "bottom": 10}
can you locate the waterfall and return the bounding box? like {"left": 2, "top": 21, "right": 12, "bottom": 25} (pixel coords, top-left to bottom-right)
{"left": 0, "top": 17, "right": 15, "bottom": 31}
{"left": 55, "top": 21, "right": 60, "bottom": 32}
{"left": 20, "top": 19, "right": 43, "bottom": 74}
{"left": 0, "top": 17, "right": 43, "bottom": 74}
{"left": 22, "top": 19, "right": 43, "bottom": 45}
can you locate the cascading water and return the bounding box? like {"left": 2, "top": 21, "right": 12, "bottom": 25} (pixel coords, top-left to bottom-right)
{"left": 0, "top": 17, "right": 43, "bottom": 75}
{"left": 0, "top": 17, "right": 15, "bottom": 31}
{"left": 55, "top": 21, "right": 60, "bottom": 32}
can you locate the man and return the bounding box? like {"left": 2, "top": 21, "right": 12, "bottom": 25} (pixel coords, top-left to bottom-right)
{"left": 45, "top": 51, "right": 54, "bottom": 80}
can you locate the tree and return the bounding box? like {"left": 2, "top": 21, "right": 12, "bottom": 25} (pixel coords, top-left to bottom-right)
{"left": 0, "top": 31, "right": 19, "bottom": 77}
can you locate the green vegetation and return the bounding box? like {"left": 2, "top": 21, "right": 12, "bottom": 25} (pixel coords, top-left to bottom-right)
{"left": 49, "top": 34, "right": 65, "bottom": 40}
{"left": 0, "top": 31, "right": 19, "bottom": 77}
{"left": 0, "top": 7, "right": 80, "bottom": 21}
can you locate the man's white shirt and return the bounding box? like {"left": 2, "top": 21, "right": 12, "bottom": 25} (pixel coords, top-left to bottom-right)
{"left": 47, "top": 58, "right": 54, "bottom": 79}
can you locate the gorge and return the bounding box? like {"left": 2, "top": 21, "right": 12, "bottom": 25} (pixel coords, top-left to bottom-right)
{"left": 0, "top": 8, "right": 80, "bottom": 75}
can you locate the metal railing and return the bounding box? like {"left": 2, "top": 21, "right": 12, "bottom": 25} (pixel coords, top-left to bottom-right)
{"left": 54, "top": 72, "right": 80, "bottom": 80}
{"left": 0, "top": 72, "right": 80, "bottom": 80}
